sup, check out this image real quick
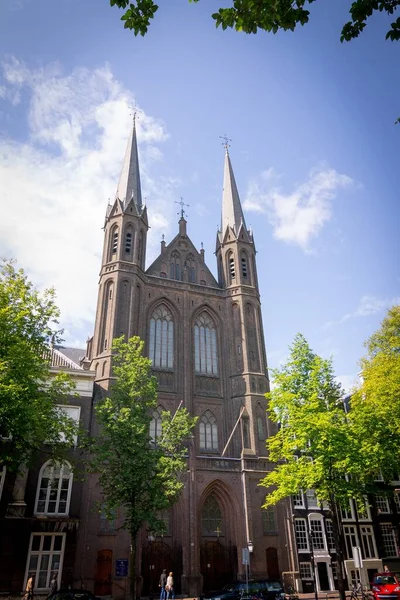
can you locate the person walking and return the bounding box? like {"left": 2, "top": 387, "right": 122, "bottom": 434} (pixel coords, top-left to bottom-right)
{"left": 48, "top": 574, "right": 58, "bottom": 598}
{"left": 159, "top": 569, "right": 167, "bottom": 600}
{"left": 23, "top": 576, "right": 34, "bottom": 600}
{"left": 166, "top": 572, "right": 175, "bottom": 600}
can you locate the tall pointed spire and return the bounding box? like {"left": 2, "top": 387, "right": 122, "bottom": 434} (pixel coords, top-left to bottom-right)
{"left": 115, "top": 118, "right": 142, "bottom": 211}
{"left": 221, "top": 149, "right": 247, "bottom": 235}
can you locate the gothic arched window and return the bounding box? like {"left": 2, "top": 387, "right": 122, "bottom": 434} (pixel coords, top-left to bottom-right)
{"left": 186, "top": 253, "right": 196, "bottom": 283}
{"left": 194, "top": 312, "right": 218, "bottom": 375}
{"left": 109, "top": 225, "right": 119, "bottom": 260}
{"left": 150, "top": 406, "right": 163, "bottom": 445}
{"left": 241, "top": 251, "right": 248, "bottom": 280}
{"left": 199, "top": 410, "right": 218, "bottom": 451}
{"left": 35, "top": 461, "right": 73, "bottom": 516}
{"left": 228, "top": 252, "right": 235, "bottom": 280}
{"left": 202, "top": 494, "right": 223, "bottom": 536}
{"left": 170, "top": 251, "right": 181, "bottom": 281}
{"left": 125, "top": 226, "right": 133, "bottom": 254}
{"left": 149, "top": 305, "right": 174, "bottom": 369}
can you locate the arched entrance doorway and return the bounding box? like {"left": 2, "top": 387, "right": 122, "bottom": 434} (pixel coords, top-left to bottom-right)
{"left": 200, "top": 492, "right": 238, "bottom": 592}
{"left": 141, "top": 541, "right": 182, "bottom": 595}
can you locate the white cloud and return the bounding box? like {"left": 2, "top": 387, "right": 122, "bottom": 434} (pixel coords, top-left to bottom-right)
{"left": 323, "top": 294, "right": 400, "bottom": 330}
{"left": 0, "top": 57, "right": 179, "bottom": 345}
{"left": 336, "top": 373, "right": 359, "bottom": 393}
{"left": 243, "top": 166, "right": 353, "bottom": 250}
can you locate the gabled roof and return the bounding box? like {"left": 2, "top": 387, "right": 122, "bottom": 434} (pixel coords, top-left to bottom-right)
{"left": 146, "top": 226, "right": 219, "bottom": 288}
{"left": 49, "top": 346, "right": 86, "bottom": 370}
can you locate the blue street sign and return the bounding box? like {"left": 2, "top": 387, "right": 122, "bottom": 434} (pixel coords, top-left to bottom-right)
{"left": 116, "top": 559, "right": 129, "bottom": 577}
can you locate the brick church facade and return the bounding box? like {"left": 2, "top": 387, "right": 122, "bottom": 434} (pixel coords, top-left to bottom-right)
{"left": 78, "top": 121, "right": 288, "bottom": 597}
{"left": 0, "top": 122, "right": 289, "bottom": 598}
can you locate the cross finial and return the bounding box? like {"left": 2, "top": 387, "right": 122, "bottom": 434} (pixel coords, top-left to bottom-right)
{"left": 215, "top": 526, "right": 222, "bottom": 539}
{"left": 175, "top": 197, "right": 190, "bottom": 219}
{"left": 219, "top": 134, "right": 232, "bottom": 151}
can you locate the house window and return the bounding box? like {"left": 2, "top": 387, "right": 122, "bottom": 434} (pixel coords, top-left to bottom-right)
{"left": 306, "top": 489, "right": 319, "bottom": 509}
{"left": 340, "top": 500, "right": 355, "bottom": 520}
{"left": 292, "top": 492, "right": 305, "bottom": 508}
{"left": 199, "top": 410, "right": 218, "bottom": 451}
{"left": 194, "top": 312, "right": 218, "bottom": 375}
{"left": 25, "top": 533, "right": 65, "bottom": 590}
{"left": 99, "top": 505, "right": 116, "bottom": 534}
{"left": 380, "top": 523, "right": 399, "bottom": 557}
{"left": 202, "top": 494, "right": 222, "bottom": 536}
{"left": 331, "top": 562, "right": 338, "bottom": 580}
{"left": 325, "top": 519, "right": 336, "bottom": 551}
{"left": 343, "top": 525, "right": 358, "bottom": 559}
{"left": 375, "top": 495, "right": 391, "bottom": 514}
{"left": 299, "top": 562, "right": 313, "bottom": 580}
{"left": 357, "top": 497, "right": 371, "bottom": 521}
{"left": 125, "top": 230, "right": 133, "bottom": 253}
{"left": 149, "top": 305, "right": 174, "bottom": 369}
{"left": 394, "top": 491, "right": 400, "bottom": 512}
{"left": 56, "top": 405, "right": 81, "bottom": 445}
{"left": 295, "top": 518, "right": 309, "bottom": 551}
{"left": 360, "top": 525, "right": 377, "bottom": 559}
{"left": 150, "top": 406, "right": 163, "bottom": 445}
{"left": 35, "top": 462, "right": 73, "bottom": 516}
{"left": 0, "top": 465, "right": 5, "bottom": 501}
{"left": 262, "top": 506, "right": 277, "bottom": 535}
{"left": 310, "top": 517, "right": 325, "bottom": 550}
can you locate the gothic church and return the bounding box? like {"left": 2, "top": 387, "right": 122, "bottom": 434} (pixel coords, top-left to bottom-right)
{"left": 0, "top": 120, "right": 289, "bottom": 598}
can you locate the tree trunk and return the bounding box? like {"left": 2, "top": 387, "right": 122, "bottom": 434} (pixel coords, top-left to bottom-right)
{"left": 329, "top": 497, "right": 346, "bottom": 600}
{"left": 130, "top": 532, "right": 138, "bottom": 600}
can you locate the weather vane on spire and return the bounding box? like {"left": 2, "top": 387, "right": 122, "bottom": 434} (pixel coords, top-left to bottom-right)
{"left": 129, "top": 102, "right": 140, "bottom": 124}
{"left": 175, "top": 197, "right": 190, "bottom": 219}
{"left": 219, "top": 134, "right": 232, "bottom": 151}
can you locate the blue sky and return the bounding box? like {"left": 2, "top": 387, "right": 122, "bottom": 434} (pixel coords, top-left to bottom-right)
{"left": 0, "top": 0, "right": 399, "bottom": 390}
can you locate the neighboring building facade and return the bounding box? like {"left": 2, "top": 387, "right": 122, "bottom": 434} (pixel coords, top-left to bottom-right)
{"left": 286, "top": 483, "right": 400, "bottom": 594}
{"left": 0, "top": 347, "right": 95, "bottom": 595}
{"left": 73, "top": 122, "right": 289, "bottom": 598}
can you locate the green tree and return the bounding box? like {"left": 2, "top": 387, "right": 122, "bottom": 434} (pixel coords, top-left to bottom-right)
{"left": 0, "top": 261, "right": 78, "bottom": 472}
{"left": 259, "top": 334, "right": 368, "bottom": 600}
{"left": 110, "top": 0, "right": 400, "bottom": 41}
{"left": 351, "top": 305, "right": 400, "bottom": 483}
{"left": 89, "top": 336, "right": 197, "bottom": 600}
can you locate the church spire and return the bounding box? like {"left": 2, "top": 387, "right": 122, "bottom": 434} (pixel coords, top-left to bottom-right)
{"left": 221, "top": 148, "right": 247, "bottom": 235}
{"left": 115, "top": 117, "right": 142, "bottom": 211}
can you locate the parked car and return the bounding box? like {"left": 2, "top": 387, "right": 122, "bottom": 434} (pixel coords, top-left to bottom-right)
{"left": 203, "top": 580, "right": 284, "bottom": 600}
{"left": 48, "top": 590, "right": 101, "bottom": 600}
{"left": 371, "top": 573, "right": 400, "bottom": 600}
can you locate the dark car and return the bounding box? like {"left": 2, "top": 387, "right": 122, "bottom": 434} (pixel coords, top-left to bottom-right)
{"left": 48, "top": 590, "right": 101, "bottom": 600}
{"left": 371, "top": 573, "right": 400, "bottom": 600}
{"left": 204, "top": 580, "right": 284, "bottom": 600}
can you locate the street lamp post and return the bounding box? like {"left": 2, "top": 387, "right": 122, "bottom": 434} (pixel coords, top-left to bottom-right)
{"left": 309, "top": 529, "right": 319, "bottom": 600}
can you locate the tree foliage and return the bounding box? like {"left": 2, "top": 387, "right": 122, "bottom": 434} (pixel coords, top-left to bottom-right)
{"left": 110, "top": 0, "right": 400, "bottom": 41}
{"left": 0, "top": 261, "right": 78, "bottom": 472}
{"left": 350, "top": 305, "right": 400, "bottom": 483}
{"left": 89, "top": 336, "right": 197, "bottom": 598}
{"left": 260, "top": 334, "right": 367, "bottom": 509}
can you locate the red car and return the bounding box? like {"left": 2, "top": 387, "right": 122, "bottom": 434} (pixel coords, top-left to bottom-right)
{"left": 371, "top": 573, "right": 400, "bottom": 600}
